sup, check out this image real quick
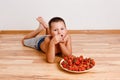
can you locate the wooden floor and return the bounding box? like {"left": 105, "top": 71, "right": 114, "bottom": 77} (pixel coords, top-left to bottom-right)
{"left": 0, "top": 33, "right": 120, "bottom": 80}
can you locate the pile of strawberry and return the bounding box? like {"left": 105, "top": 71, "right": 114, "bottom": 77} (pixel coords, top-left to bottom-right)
{"left": 61, "top": 55, "right": 95, "bottom": 71}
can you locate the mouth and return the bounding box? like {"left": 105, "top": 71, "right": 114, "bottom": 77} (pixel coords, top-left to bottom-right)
{"left": 61, "top": 35, "right": 63, "bottom": 37}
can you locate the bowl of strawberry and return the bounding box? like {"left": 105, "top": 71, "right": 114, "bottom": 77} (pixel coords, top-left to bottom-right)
{"left": 60, "top": 55, "right": 95, "bottom": 73}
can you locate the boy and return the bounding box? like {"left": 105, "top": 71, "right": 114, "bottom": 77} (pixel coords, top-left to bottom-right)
{"left": 22, "top": 17, "right": 72, "bottom": 63}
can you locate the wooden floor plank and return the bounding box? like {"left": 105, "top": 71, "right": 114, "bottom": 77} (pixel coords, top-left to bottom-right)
{"left": 0, "top": 33, "right": 120, "bottom": 80}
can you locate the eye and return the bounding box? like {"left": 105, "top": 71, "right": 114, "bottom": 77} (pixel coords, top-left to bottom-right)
{"left": 61, "top": 28, "right": 64, "bottom": 30}
{"left": 54, "top": 29, "right": 57, "bottom": 31}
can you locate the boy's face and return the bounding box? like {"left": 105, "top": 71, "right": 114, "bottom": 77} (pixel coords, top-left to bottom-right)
{"left": 50, "top": 21, "right": 67, "bottom": 38}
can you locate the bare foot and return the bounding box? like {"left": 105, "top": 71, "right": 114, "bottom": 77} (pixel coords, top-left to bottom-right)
{"left": 36, "top": 22, "right": 46, "bottom": 33}
{"left": 36, "top": 17, "right": 48, "bottom": 29}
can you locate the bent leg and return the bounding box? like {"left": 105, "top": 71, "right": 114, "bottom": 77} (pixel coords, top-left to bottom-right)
{"left": 22, "top": 23, "right": 45, "bottom": 46}
{"left": 23, "top": 37, "right": 41, "bottom": 49}
{"left": 36, "top": 17, "right": 50, "bottom": 35}
{"left": 22, "top": 17, "right": 49, "bottom": 46}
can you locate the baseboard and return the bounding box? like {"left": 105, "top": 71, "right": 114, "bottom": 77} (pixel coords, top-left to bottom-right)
{"left": 0, "top": 30, "right": 120, "bottom": 34}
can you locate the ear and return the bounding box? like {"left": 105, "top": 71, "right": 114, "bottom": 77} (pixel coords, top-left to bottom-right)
{"left": 49, "top": 30, "right": 52, "bottom": 36}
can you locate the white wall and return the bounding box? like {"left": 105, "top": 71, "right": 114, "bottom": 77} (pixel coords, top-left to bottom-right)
{"left": 0, "top": 0, "right": 120, "bottom": 30}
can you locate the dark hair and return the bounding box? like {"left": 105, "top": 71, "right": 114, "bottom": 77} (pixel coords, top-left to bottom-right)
{"left": 48, "top": 17, "right": 66, "bottom": 29}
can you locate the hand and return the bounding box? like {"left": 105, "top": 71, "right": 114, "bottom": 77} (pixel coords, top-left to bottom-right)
{"left": 51, "top": 34, "right": 63, "bottom": 44}
{"left": 64, "top": 34, "right": 69, "bottom": 42}
{"left": 60, "top": 34, "right": 70, "bottom": 43}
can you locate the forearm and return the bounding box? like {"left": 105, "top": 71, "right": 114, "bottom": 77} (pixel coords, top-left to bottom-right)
{"left": 46, "top": 41, "right": 55, "bottom": 63}
{"left": 59, "top": 43, "right": 72, "bottom": 56}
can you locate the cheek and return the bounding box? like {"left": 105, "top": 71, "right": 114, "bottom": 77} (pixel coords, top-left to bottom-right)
{"left": 50, "top": 31, "right": 57, "bottom": 36}
{"left": 62, "top": 30, "right": 67, "bottom": 34}
{"left": 61, "top": 31, "right": 67, "bottom": 38}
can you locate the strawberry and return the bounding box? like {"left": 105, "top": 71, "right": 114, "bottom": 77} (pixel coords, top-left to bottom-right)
{"left": 61, "top": 55, "right": 95, "bottom": 72}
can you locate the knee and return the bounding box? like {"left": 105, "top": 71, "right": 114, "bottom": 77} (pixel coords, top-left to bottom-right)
{"left": 21, "top": 38, "right": 25, "bottom": 46}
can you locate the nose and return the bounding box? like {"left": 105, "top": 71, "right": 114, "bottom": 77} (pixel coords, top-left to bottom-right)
{"left": 58, "top": 30, "right": 61, "bottom": 34}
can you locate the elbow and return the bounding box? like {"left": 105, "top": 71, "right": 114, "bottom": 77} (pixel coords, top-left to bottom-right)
{"left": 70, "top": 51, "right": 72, "bottom": 55}
{"left": 47, "top": 61, "right": 54, "bottom": 63}
{"left": 46, "top": 52, "right": 55, "bottom": 63}
{"left": 47, "top": 59, "right": 54, "bottom": 63}
{"left": 69, "top": 49, "right": 72, "bottom": 55}
{"left": 47, "top": 57, "right": 54, "bottom": 63}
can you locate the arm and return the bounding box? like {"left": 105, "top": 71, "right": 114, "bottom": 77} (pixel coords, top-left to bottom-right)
{"left": 59, "top": 35, "right": 72, "bottom": 56}
{"left": 46, "top": 39, "right": 56, "bottom": 63}
{"left": 46, "top": 35, "right": 62, "bottom": 63}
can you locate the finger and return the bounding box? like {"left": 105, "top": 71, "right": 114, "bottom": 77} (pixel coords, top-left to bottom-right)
{"left": 63, "top": 35, "right": 68, "bottom": 42}
{"left": 60, "top": 40, "right": 64, "bottom": 43}
{"left": 57, "top": 35, "right": 63, "bottom": 40}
